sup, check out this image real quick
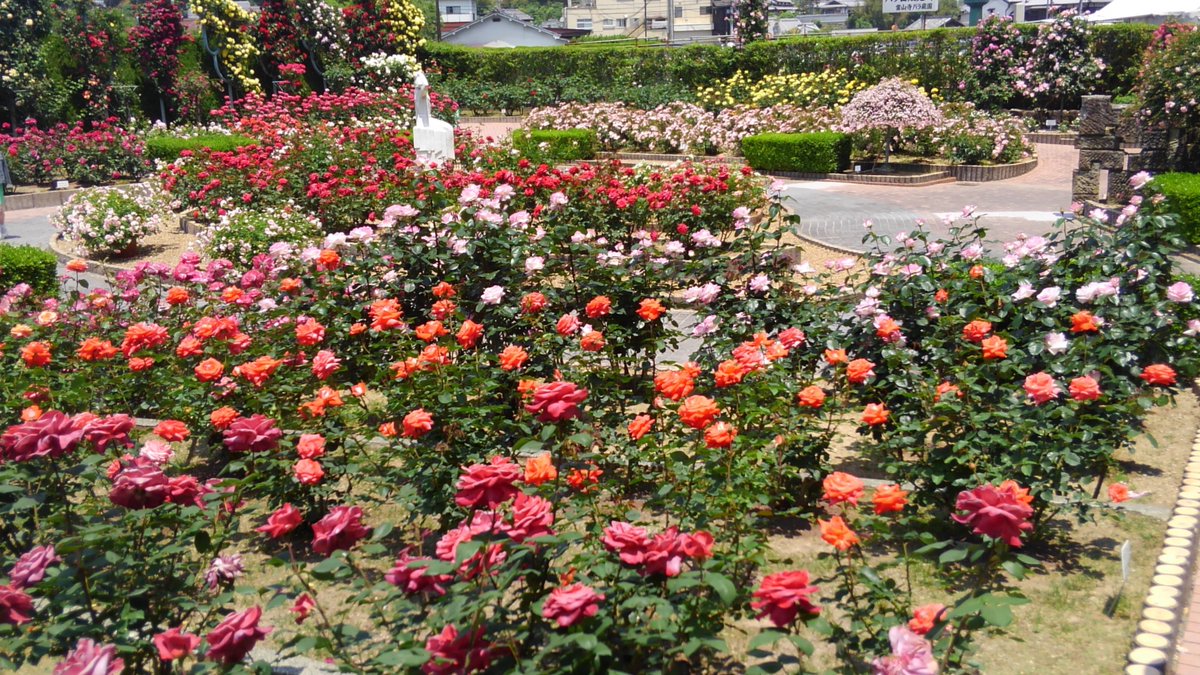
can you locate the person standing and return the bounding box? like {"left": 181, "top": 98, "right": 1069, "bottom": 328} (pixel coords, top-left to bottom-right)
{"left": 0, "top": 156, "right": 10, "bottom": 239}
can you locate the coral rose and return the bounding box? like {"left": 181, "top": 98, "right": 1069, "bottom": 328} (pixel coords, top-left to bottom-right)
{"left": 1069, "top": 375, "right": 1101, "bottom": 401}
{"left": 210, "top": 407, "right": 239, "bottom": 430}
{"left": 403, "top": 409, "right": 435, "bottom": 438}
{"left": 543, "top": 584, "right": 605, "bottom": 628}
{"left": 194, "top": 358, "right": 224, "bottom": 382}
{"left": 585, "top": 295, "right": 612, "bottom": 319}
{"left": 1141, "top": 364, "right": 1177, "bottom": 386}
{"left": 678, "top": 395, "right": 720, "bottom": 430}
{"left": 555, "top": 313, "right": 581, "bottom": 336}
{"left": 751, "top": 570, "right": 821, "bottom": 627}
{"left": 797, "top": 385, "right": 826, "bottom": 409}
{"left": 714, "top": 360, "right": 748, "bottom": 388}
{"left": 295, "top": 320, "right": 325, "bottom": 346}
{"left": 456, "top": 320, "right": 483, "bottom": 349}
{"left": 415, "top": 321, "right": 448, "bottom": 342}
{"left": 256, "top": 504, "right": 303, "bottom": 539}
{"left": 293, "top": 459, "right": 325, "bottom": 485}
{"left": 846, "top": 359, "right": 875, "bottom": 384}
{"left": 525, "top": 382, "right": 588, "bottom": 423}
{"left": 824, "top": 349, "right": 848, "bottom": 365}
{"left": 205, "top": 606, "right": 272, "bottom": 665}
{"left": 627, "top": 414, "right": 654, "bottom": 440}
{"left": 154, "top": 627, "right": 200, "bottom": 661}
{"left": 296, "top": 433, "right": 325, "bottom": 459}
{"left": 154, "top": 420, "right": 189, "bottom": 442}
{"left": 822, "top": 471, "right": 864, "bottom": 506}
{"left": 873, "top": 484, "right": 909, "bottom": 515}
{"left": 962, "top": 319, "right": 992, "bottom": 343}
{"left": 1108, "top": 483, "right": 1130, "bottom": 503}
{"left": 981, "top": 335, "right": 1008, "bottom": 360}
{"left": 77, "top": 338, "right": 117, "bottom": 362}
{"left": 654, "top": 369, "right": 695, "bottom": 401}
{"left": 579, "top": 331, "right": 605, "bottom": 352}
{"left": 1023, "top": 372, "right": 1061, "bottom": 405}
{"left": 819, "top": 516, "right": 860, "bottom": 551}
{"left": 908, "top": 604, "right": 947, "bottom": 635}
{"left": 862, "top": 403, "right": 889, "bottom": 426}
{"left": 704, "top": 421, "right": 737, "bottom": 449}
{"left": 951, "top": 484, "right": 1034, "bottom": 547}
{"left": 21, "top": 341, "right": 51, "bottom": 368}
{"left": 455, "top": 457, "right": 522, "bottom": 508}
{"left": 498, "top": 345, "right": 529, "bottom": 371}
{"left": 311, "top": 505, "right": 371, "bottom": 556}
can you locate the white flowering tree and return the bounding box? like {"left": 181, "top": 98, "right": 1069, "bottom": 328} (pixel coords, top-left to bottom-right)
{"left": 840, "top": 77, "right": 943, "bottom": 169}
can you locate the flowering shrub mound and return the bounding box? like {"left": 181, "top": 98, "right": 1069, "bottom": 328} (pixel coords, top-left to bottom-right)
{"left": 839, "top": 78, "right": 943, "bottom": 136}
{"left": 2, "top": 119, "right": 148, "bottom": 185}
{"left": 1138, "top": 23, "right": 1200, "bottom": 137}
{"left": 51, "top": 184, "right": 167, "bottom": 258}
{"left": 1011, "top": 10, "right": 1105, "bottom": 110}
{"left": 196, "top": 208, "right": 324, "bottom": 269}
{"left": 694, "top": 68, "right": 869, "bottom": 111}
{"left": 0, "top": 98, "right": 1195, "bottom": 672}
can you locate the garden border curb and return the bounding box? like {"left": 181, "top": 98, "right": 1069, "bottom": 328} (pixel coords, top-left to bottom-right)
{"left": 1125, "top": 380, "right": 1200, "bottom": 674}
{"left": 47, "top": 234, "right": 137, "bottom": 274}
{"left": 3, "top": 188, "right": 86, "bottom": 212}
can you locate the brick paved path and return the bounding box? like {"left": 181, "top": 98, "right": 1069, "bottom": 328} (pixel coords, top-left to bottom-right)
{"left": 1175, "top": 560, "right": 1200, "bottom": 673}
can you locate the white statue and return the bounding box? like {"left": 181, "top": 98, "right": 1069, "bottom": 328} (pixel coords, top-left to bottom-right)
{"left": 412, "top": 70, "right": 455, "bottom": 165}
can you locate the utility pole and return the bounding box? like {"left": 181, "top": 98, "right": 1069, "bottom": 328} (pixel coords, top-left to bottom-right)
{"left": 667, "top": 0, "right": 674, "bottom": 43}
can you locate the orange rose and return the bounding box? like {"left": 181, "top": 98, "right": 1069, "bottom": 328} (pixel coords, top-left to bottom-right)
{"left": 1070, "top": 311, "right": 1100, "bottom": 334}
{"left": 165, "top": 286, "right": 190, "bottom": 306}
{"left": 678, "top": 395, "right": 720, "bottom": 430}
{"left": 194, "top": 358, "right": 224, "bottom": 382}
{"left": 317, "top": 249, "right": 341, "bottom": 270}
{"left": 637, "top": 299, "right": 666, "bottom": 321}
{"left": 21, "top": 405, "right": 43, "bottom": 422}
{"left": 819, "top": 516, "right": 860, "bottom": 551}
{"left": 797, "top": 385, "right": 826, "bottom": 409}
{"left": 909, "top": 604, "right": 946, "bottom": 635}
{"left": 10, "top": 325, "right": 32, "bottom": 339}
{"left": 498, "top": 345, "right": 529, "bottom": 371}
{"left": 294, "top": 459, "right": 325, "bottom": 485}
{"left": 415, "top": 321, "right": 447, "bottom": 343}
{"left": 175, "top": 336, "right": 203, "bottom": 359}
{"left": 378, "top": 422, "right": 398, "bottom": 438}
{"left": 280, "top": 278, "right": 303, "bottom": 293}
{"left": 77, "top": 337, "right": 118, "bottom": 362}
{"left": 432, "top": 281, "right": 456, "bottom": 298}
{"left": 714, "top": 360, "right": 748, "bottom": 388}
{"left": 704, "top": 421, "right": 737, "bottom": 449}
{"left": 1108, "top": 483, "right": 1130, "bottom": 503}
{"left": 935, "top": 381, "right": 961, "bottom": 401}
{"left": 369, "top": 299, "right": 404, "bottom": 332}
{"left": 210, "top": 407, "right": 239, "bottom": 430}
{"left": 567, "top": 467, "right": 603, "bottom": 492}
{"left": 862, "top": 403, "right": 889, "bottom": 426}
{"left": 822, "top": 471, "right": 864, "bottom": 506}
{"left": 846, "top": 358, "right": 875, "bottom": 385}
{"left": 431, "top": 299, "right": 457, "bottom": 320}
{"left": 935, "top": 289, "right": 949, "bottom": 303}
{"left": 349, "top": 323, "right": 366, "bottom": 336}
{"left": 872, "top": 484, "right": 909, "bottom": 515}
{"left": 628, "top": 414, "right": 654, "bottom": 440}
{"left": 402, "top": 409, "right": 434, "bottom": 438}
{"left": 580, "top": 331, "right": 606, "bottom": 352}
{"left": 66, "top": 259, "right": 88, "bottom": 273}
{"left": 1140, "top": 364, "right": 1176, "bottom": 386}
{"left": 824, "top": 349, "right": 848, "bottom": 366}
{"left": 981, "top": 335, "right": 1008, "bottom": 360}
{"left": 456, "top": 320, "right": 484, "bottom": 349}
{"left": 875, "top": 317, "right": 901, "bottom": 340}
{"left": 585, "top": 296, "right": 612, "bottom": 319}
{"left": 962, "top": 320, "right": 992, "bottom": 343}
{"left": 154, "top": 420, "right": 189, "bottom": 442}
{"left": 21, "top": 341, "right": 51, "bottom": 368}
{"left": 237, "top": 356, "right": 282, "bottom": 387}
{"left": 524, "top": 453, "right": 558, "bottom": 486}
{"left": 129, "top": 357, "right": 155, "bottom": 371}
{"left": 221, "top": 286, "right": 244, "bottom": 303}
{"left": 969, "top": 265, "right": 985, "bottom": 279}
{"left": 654, "top": 369, "right": 695, "bottom": 401}
{"left": 520, "top": 292, "right": 547, "bottom": 314}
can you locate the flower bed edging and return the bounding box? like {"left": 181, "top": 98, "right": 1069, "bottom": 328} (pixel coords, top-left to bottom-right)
{"left": 3, "top": 187, "right": 87, "bottom": 212}
{"left": 47, "top": 233, "right": 138, "bottom": 274}
{"left": 1125, "top": 382, "right": 1200, "bottom": 674}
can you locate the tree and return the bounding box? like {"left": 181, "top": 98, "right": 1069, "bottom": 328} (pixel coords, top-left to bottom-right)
{"left": 131, "top": 0, "right": 185, "bottom": 121}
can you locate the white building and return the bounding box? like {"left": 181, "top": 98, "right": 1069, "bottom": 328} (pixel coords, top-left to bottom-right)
{"left": 442, "top": 11, "right": 579, "bottom": 46}
{"left": 561, "top": 0, "right": 726, "bottom": 40}
{"left": 438, "top": 0, "right": 478, "bottom": 23}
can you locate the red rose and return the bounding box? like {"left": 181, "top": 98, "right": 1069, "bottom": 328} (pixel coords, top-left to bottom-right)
{"left": 311, "top": 505, "right": 371, "bottom": 556}
{"left": 455, "top": 457, "right": 522, "bottom": 508}
{"left": 751, "top": 570, "right": 821, "bottom": 627}
{"left": 1141, "top": 363, "right": 1177, "bottom": 386}
{"left": 951, "top": 484, "right": 1034, "bottom": 547}
{"left": 525, "top": 382, "right": 588, "bottom": 423}
{"left": 154, "top": 627, "right": 200, "bottom": 662}
{"left": 222, "top": 414, "right": 282, "bottom": 453}
{"left": 542, "top": 583, "right": 605, "bottom": 628}
{"left": 204, "top": 606, "right": 272, "bottom": 665}
{"left": 256, "top": 504, "right": 303, "bottom": 539}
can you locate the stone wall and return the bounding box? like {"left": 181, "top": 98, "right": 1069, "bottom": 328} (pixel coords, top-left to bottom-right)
{"left": 1073, "top": 95, "right": 1171, "bottom": 204}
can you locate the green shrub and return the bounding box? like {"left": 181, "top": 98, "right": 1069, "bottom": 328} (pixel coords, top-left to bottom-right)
{"left": 144, "top": 134, "right": 257, "bottom": 162}
{"left": 1146, "top": 173, "right": 1200, "bottom": 243}
{"left": 512, "top": 129, "right": 598, "bottom": 161}
{"left": 741, "top": 132, "right": 851, "bottom": 173}
{"left": 0, "top": 245, "right": 58, "bottom": 295}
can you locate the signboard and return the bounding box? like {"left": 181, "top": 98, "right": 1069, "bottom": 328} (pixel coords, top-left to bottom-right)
{"left": 883, "top": 0, "right": 936, "bottom": 11}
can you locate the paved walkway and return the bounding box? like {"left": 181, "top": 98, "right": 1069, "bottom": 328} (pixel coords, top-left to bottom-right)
{"left": 781, "top": 143, "right": 1079, "bottom": 253}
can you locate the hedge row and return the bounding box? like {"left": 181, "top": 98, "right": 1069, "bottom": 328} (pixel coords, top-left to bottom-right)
{"left": 425, "top": 24, "right": 1152, "bottom": 110}
{"left": 0, "top": 245, "right": 58, "bottom": 295}
{"left": 144, "top": 134, "right": 258, "bottom": 162}
{"left": 741, "top": 132, "right": 851, "bottom": 174}
{"left": 512, "top": 129, "right": 598, "bottom": 162}
{"left": 1148, "top": 173, "right": 1200, "bottom": 244}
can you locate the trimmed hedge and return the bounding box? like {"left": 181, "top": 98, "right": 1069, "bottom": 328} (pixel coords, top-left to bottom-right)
{"left": 512, "top": 129, "right": 598, "bottom": 161}
{"left": 1147, "top": 173, "right": 1200, "bottom": 244}
{"left": 425, "top": 24, "right": 1152, "bottom": 113}
{"left": 144, "top": 134, "right": 258, "bottom": 162}
{"left": 0, "top": 244, "right": 58, "bottom": 295}
{"left": 741, "top": 132, "right": 851, "bottom": 174}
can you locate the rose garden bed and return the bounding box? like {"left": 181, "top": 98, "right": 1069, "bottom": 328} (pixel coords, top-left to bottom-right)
{"left": 4, "top": 90, "right": 1200, "bottom": 675}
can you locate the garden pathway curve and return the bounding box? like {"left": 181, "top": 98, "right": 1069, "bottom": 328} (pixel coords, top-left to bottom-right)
{"left": 781, "top": 142, "right": 1078, "bottom": 254}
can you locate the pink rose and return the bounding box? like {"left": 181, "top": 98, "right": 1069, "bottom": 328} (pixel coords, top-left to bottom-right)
{"left": 435, "top": 512, "right": 508, "bottom": 579}
{"left": 205, "top": 606, "right": 272, "bottom": 665}
{"left": 386, "top": 549, "right": 452, "bottom": 596}
{"left": 751, "top": 570, "right": 821, "bottom": 627}
{"left": 81, "top": 414, "right": 135, "bottom": 453}
{"left": 1022, "top": 372, "right": 1060, "bottom": 405}
{"left": 311, "top": 505, "right": 371, "bottom": 556}
{"left": 165, "top": 475, "right": 203, "bottom": 506}
{"left": 524, "top": 382, "right": 588, "bottom": 423}
{"left": 311, "top": 349, "right": 341, "bottom": 380}
{"left": 9, "top": 545, "right": 60, "bottom": 589}
{"left": 0, "top": 411, "right": 84, "bottom": 462}
{"left": 222, "top": 414, "right": 282, "bottom": 453}
{"left": 542, "top": 583, "right": 605, "bottom": 628}
{"left": 153, "top": 627, "right": 200, "bottom": 662}
{"left": 54, "top": 638, "right": 124, "bottom": 674}
{"left": 256, "top": 503, "right": 303, "bottom": 539}
{"left": 951, "top": 484, "right": 1034, "bottom": 547}
{"left": 455, "top": 457, "right": 522, "bottom": 509}
{"left": 0, "top": 585, "right": 34, "bottom": 625}
{"left": 602, "top": 521, "right": 651, "bottom": 566}
{"left": 872, "top": 626, "right": 938, "bottom": 675}
{"left": 109, "top": 460, "right": 170, "bottom": 510}
{"left": 506, "top": 492, "right": 554, "bottom": 543}
{"left": 422, "top": 624, "right": 495, "bottom": 675}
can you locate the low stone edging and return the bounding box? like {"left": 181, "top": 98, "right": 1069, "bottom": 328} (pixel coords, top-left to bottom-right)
{"left": 3, "top": 187, "right": 86, "bottom": 212}
{"left": 1124, "top": 381, "right": 1200, "bottom": 674}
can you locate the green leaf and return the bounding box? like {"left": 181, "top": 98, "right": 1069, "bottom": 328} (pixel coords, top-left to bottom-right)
{"left": 939, "top": 547, "right": 968, "bottom": 564}
{"left": 706, "top": 572, "right": 737, "bottom": 605}
{"left": 748, "top": 630, "right": 785, "bottom": 650}
{"left": 981, "top": 604, "right": 1013, "bottom": 627}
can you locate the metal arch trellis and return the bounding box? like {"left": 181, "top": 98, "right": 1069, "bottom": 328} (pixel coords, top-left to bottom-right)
{"left": 200, "top": 24, "right": 237, "bottom": 104}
